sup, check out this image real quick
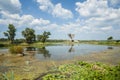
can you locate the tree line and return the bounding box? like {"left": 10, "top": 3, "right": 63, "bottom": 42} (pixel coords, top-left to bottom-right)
{"left": 3, "top": 24, "right": 51, "bottom": 44}
{"left": 2, "top": 24, "right": 120, "bottom": 44}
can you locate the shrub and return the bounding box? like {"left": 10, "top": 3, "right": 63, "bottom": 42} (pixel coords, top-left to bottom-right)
{"left": 9, "top": 46, "right": 23, "bottom": 54}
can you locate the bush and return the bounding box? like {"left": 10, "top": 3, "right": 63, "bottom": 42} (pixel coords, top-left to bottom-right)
{"left": 9, "top": 46, "right": 23, "bottom": 54}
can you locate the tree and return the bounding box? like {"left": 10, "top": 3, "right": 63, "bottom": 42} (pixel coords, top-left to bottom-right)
{"left": 107, "top": 36, "right": 113, "bottom": 41}
{"left": 37, "top": 31, "right": 51, "bottom": 43}
{"left": 68, "top": 34, "right": 75, "bottom": 42}
{"left": 22, "top": 28, "right": 36, "bottom": 44}
{"left": 4, "top": 24, "right": 16, "bottom": 44}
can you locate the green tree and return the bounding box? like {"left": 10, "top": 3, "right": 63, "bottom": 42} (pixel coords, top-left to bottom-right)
{"left": 4, "top": 24, "right": 16, "bottom": 44}
{"left": 107, "top": 36, "right": 113, "bottom": 41}
{"left": 22, "top": 28, "right": 36, "bottom": 44}
{"left": 37, "top": 31, "right": 51, "bottom": 43}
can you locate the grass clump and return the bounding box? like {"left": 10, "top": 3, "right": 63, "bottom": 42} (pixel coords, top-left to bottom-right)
{"left": 9, "top": 46, "right": 23, "bottom": 54}
{"left": 0, "top": 71, "right": 14, "bottom": 80}
{"left": 41, "top": 61, "right": 120, "bottom": 80}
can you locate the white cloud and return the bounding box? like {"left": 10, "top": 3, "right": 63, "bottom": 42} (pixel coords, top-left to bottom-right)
{"left": 75, "top": 0, "right": 108, "bottom": 17}
{"left": 0, "top": 11, "right": 20, "bottom": 20}
{"left": 36, "top": 0, "right": 53, "bottom": 12}
{"left": 36, "top": 0, "right": 73, "bottom": 19}
{"left": 35, "top": 23, "right": 58, "bottom": 31}
{"left": 0, "top": 0, "right": 21, "bottom": 13}
{"left": 52, "top": 3, "right": 73, "bottom": 19}
{"left": 30, "top": 18, "right": 50, "bottom": 26}
{"left": 101, "top": 26, "right": 113, "bottom": 31}
{"left": 75, "top": 0, "right": 120, "bottom": 34}
{"left": 0, "top": 11, "right": 51, "bottom": 28}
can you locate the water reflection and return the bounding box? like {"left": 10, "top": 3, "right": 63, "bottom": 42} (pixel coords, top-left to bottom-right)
{"left": 26, "top": 47, "right": 36, "bottom": 51}
{"left": 107, "top": 46, "right": 114, "bottom": 49}
{"left": 37, "top": 47, "right": 51, "bottom": 58}
{"left": 68, "top": 44, "right": 75, "bottom": 53}
{"left": 22, "top": 44, "right": 116, "bottom": 60}
{"left": 25, "top": 47, "right": 36, "bottom": 57}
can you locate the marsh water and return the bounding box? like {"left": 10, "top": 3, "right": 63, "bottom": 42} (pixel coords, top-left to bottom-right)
{"left": 0, "top": 44, "right": 115, "bottom": 61}
{"left": 0, "top": 43, "right": 119, "bottom": 79}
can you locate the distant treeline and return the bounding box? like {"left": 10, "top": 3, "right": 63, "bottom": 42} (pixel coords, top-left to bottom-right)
{"left": 0, "top": 38, "right": 66, "bottom": 43}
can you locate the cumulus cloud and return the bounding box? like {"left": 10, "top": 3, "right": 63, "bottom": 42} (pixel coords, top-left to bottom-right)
{"left": 0, "top": 0, "right": 21, "bottom": 13}
{"left": 36, "top": 0, "right": 73, "bottom": 19}
{"left": 75, "top": 0, "right": 108, "bottom": 17}
{"left": 0, "top": 11, "right": 50, "bottom": 28}
{"left": 75, "top": 0, "right": 120, "bottom": 34}
{"left": 52, "top": 3, "right": 73, "bottom": 19}
{"left": 36, "top": 0, "right": 53, "bottom": 12}
{"left": 30, "top": 18, "right": 50, "bottom": 26}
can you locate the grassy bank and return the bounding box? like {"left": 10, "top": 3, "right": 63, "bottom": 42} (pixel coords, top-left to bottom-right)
{"left": 79, "top": 40, "right": 120, "bottom": 46}
{"left": 36, "top": 61, "right": 120, "bottom": 80}
{"left": 1, "top": 40, "right": 120, "bottom": 48}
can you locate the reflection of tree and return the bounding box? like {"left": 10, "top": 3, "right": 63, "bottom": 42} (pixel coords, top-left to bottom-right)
{"left": 68, "top": 44, "right": 75, "bottom": 53}
{"left": 108, "top": 46, "right": 113, "bottom": 49}
{"left": 26, "top": 47, "right": 36, "bottom": 51}
{"left": 25, "top": 47, "right": 36, "bottom": 57}
{"left": 38, "top": 47, "right": 51, "bottom": 58}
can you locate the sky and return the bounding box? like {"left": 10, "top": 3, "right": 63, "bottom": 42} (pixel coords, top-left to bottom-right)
{"left": 0, "top": 0, "right": 120, "bottom": 40}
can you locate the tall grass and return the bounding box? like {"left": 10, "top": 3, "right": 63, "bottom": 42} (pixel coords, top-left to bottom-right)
{"left": 2, "top": 71, "right": 14, "bottom": 80}
{"left": 9, "top": 46, "right": 23, "bottom": 54}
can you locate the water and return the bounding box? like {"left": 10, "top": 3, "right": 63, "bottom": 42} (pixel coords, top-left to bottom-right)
{"left": 24, "top": 44, "right": 114, "bottom": 61}
{"left": 0, "top": 48, "right": 8, "bottom": 54}
{"left": 0, "top": 44, "right": 115, "bottom": 60}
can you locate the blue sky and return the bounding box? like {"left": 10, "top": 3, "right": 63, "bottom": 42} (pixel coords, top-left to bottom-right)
{"left": 0, "top": 0, "right": 120, "bottom": 40}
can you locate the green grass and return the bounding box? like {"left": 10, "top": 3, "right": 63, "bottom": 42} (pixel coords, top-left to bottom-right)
{"left": 79, "top": 40, "right": 120, "bottom": 46}
{"left": 1, "top": 71, "right": 14, "bottom": 80}
{"left": 40, "top": 61, "right": 120, "bottom": 80}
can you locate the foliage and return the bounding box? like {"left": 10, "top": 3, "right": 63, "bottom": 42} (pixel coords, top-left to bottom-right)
{"left": 41, "top": 61, "right": 120, "bottom": 80}
{"left": 37, "top": 31, "right": 51, "bottom": 43}
{"left": 3, "top": 24, "right": 16, "bottom": 44}
{"left": 22, "top": 28, "right": 36, "bottom": 44}
{"left": 9, "top": 46, "right": 23, "bottom": 54}
{"left": 107, "top": 36, "right": 113, "bottom": 41}
{"left": 14, "top": 39, "right": 25, "bottom": 44}
{"left": 2, "top": 71, "right": 14, "bottom": 80}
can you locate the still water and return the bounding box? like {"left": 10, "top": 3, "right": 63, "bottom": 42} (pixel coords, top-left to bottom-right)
{"left": 0, "top": 44, "right": 115, "bottom": 61}
{"left": 24, "top": 44, "right": 114, "bottom": 61}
